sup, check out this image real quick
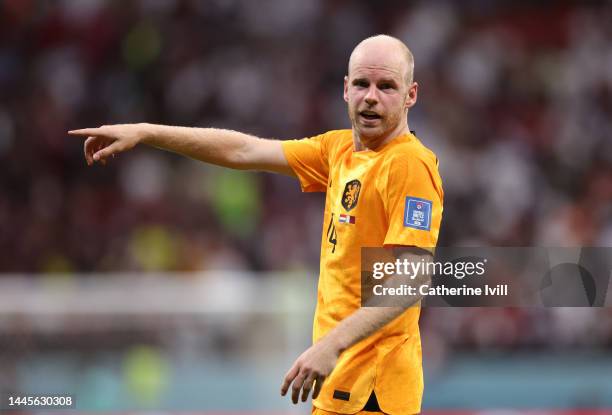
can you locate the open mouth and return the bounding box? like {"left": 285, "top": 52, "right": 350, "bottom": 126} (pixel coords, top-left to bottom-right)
{"left": 359, "top": 111, "right": 381, "bottom": 121}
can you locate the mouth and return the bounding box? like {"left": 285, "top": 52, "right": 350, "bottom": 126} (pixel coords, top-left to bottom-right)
{"left": 359, "top": 110, "right": 382, "bottom": 122}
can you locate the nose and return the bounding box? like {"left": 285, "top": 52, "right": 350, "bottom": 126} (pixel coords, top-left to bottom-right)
{"left": 364, "top": 85, "right": 378, "bottom": 106}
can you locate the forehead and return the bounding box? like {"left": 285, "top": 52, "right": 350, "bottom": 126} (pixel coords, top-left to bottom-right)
{"left": 348, "top": 47, "right": 406, "bottom": 81}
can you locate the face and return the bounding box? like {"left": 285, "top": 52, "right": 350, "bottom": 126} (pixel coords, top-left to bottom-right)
{"left": 344, "top": 46, "right": 417, "bottom": 149}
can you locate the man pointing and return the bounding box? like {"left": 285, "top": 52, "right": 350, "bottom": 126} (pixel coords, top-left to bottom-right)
{"left": 70, "top": 34, "right": 444, "bottom": 414}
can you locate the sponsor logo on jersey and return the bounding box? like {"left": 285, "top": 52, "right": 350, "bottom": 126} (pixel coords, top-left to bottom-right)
{"left": 338, "top": 213, "right": 356, "bottom": 224}
{"left": 404, "top": 197, "right": 432, "bottom": 230}
{"left": 341, "top": 179, "right": 361, "bottom": 211}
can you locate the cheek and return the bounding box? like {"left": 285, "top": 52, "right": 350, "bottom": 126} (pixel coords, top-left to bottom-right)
{"left": 347, "top": 95, "right": 360, "bottom": 111}
{"left": 348, "top": 89, "right": 364, "bottom": 102}
{"left": 385, "top": 96, "right": 404, "bottom": 113}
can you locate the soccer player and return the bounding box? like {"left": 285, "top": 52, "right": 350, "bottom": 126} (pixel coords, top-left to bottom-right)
{"left": 69, "top": 35, "right": 443, "bottom": 414}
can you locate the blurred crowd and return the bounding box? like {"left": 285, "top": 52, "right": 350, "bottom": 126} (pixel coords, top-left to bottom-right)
{"left": 1, "top": 0, "right": 612, "bottom": 351}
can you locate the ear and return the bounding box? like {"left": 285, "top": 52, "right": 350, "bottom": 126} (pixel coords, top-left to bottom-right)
{"left": 405, "top": 81, "right": 418, "bottom": 109}
{"left": 343, "top": 75, "right": 349, "bottom": 103}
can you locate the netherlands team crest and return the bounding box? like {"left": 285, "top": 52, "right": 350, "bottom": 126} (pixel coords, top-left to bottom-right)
{"left": 341, "top": 179, "right": 361, "bottom": 211}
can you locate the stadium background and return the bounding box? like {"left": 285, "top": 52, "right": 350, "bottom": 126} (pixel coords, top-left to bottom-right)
{"left": 1, "top": 0, "right": 612, "bottom": 413}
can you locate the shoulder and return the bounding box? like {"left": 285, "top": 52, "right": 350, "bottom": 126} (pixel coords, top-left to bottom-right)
{"left": 384, "top": 134, "right": 440, "bottom": 172}
{"left": 319, "top": 129, "right": 353, "bottom": 158}
{"left": 321, "top": 129, "right": 352, "bottom": 138}
{"left": 319, "top": 129, "right": 352, "bottom": 145}
{"left": 376, "top": 134, "right": 444, "bottom": 199}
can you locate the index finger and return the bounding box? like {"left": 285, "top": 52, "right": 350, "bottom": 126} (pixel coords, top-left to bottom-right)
{"left": 280, "top": 363, "right": 300, "bottom": 396}
{"left": 68, "top": 128, "right": 103, "bottom": 137}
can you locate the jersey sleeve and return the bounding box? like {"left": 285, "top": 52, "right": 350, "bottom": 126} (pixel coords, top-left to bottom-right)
{"left": 381, "top": 153, "right": 444, "bottom": 249}
{"left": 281, "top": 132, "right": 331, "bottom": 192}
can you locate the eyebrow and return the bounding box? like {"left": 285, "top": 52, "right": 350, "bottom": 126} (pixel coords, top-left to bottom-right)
{"left": 352, "top": 77, "right": 398, "bottom": 85}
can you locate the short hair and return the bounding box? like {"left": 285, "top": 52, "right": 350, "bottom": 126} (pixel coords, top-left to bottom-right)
{"left": 348, "top": 34, "right": 414, "bottom": 84}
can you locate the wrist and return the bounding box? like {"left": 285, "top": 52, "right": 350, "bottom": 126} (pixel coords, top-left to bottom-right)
{"left": 138, "top": 123, "right": 157, "bottom": 145}
{"left": 323, "top": 333, "right": 348, "bottom": 356}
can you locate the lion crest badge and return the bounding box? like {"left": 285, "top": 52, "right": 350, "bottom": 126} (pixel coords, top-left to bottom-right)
{"left": 341, "top": 179, "right": 361, "bottom": 211}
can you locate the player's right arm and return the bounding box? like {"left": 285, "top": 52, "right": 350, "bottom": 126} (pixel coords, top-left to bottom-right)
{"left": 68, "top": 123, "right": 295, "bottom": 177}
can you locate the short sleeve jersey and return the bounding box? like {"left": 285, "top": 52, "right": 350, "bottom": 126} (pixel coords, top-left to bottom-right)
{"left": 282, "top": 130, "right": 444, "bottom": 415}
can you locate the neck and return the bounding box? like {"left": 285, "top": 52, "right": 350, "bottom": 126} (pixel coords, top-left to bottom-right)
{"left": 352, "top": 122, "right": 410, "bottom": 152}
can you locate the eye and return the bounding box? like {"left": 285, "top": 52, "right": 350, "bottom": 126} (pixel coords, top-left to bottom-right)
{"left": 353, "top": 80, "right": 368, "bottom": 88}
{"left": 379, "top": 83, "right": 395, "bottom": 90}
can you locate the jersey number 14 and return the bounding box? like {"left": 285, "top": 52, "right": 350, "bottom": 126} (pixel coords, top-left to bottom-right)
{"left": 327, "top": 213, "right": 337, "bottom": 253}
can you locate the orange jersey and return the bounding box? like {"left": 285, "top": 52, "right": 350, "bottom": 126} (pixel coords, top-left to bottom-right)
{"left": 282, "top": 129, "right": 444, "bottom": 414}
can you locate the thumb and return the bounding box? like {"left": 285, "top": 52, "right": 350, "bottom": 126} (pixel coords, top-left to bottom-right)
{"left": 94, "top": 142, "right": 123, "bottom": 161}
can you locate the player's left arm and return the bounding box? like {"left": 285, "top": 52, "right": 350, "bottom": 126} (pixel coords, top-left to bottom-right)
{"left": 280, "top": 246, "right": 431, "bottom": 404}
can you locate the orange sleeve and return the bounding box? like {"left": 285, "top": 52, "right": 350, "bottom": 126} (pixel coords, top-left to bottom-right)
{"left": 281, "top": 132, "right": 330, "bottom": 192}
{"left": 381, "top": 153, "right": 444, "bottom": 249}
